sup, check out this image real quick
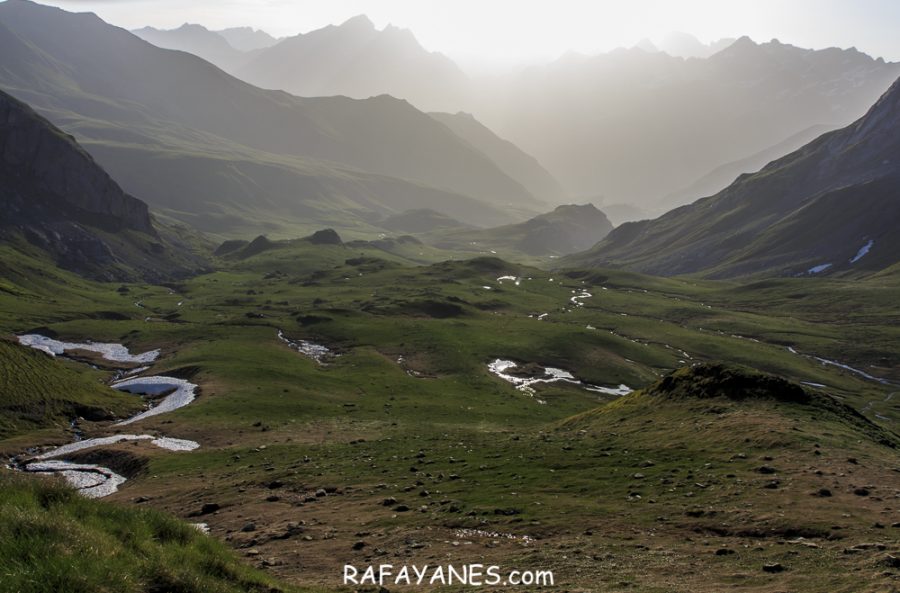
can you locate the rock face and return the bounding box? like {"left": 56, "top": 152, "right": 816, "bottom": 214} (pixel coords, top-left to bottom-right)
{"left": 566, "top": 76, "right": 900, "bottom": 278}
{"left": 1, "top": 89, "right": 154, "bottom": 235}
{"left": 1, "top": 89, "right": 203, "bottom": 280}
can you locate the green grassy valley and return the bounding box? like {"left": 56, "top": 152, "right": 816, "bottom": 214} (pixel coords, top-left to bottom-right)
{"left": 2, "top": 238, "right": 898, "bottom": 591}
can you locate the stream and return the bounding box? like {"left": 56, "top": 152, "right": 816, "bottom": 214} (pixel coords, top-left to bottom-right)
{"left": 14, "top": 335, "right": 200, "bottom": 498}
{"left": 488, "top": 358, "right": 632, "bottom": 404}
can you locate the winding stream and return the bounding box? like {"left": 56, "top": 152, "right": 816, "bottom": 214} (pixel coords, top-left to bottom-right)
{"left": 14, "top": 335, "right": 200, "bottom": 498}
{"left": 488, "top": 359, "right": 632, "bottom": 403}
{"left": 277, "top": 329, "right": 333, "bottom": 364}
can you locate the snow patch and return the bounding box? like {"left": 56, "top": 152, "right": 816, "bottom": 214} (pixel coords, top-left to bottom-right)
{"left": 112, "top": 376, "right": 197, "bottom": 425}
{"left": 807, "top": 263, "right": 832, "bottom": 274}
{"left": 24, "top": 460, "right": 127, "bottom": 498}
{"left": 849, "top": 239, "right": 874, "bottom": 263}
{"left": 17, "top": 334, "right": 160, "bottom": 364}
{"left": 278, "top": 330, "right": 333, "bottom": 365}
{"left": 34, "top": 434, "right": 199, "bottom": 459}
{"left": 487, "top": 359, "right": 632, "bottom": 400}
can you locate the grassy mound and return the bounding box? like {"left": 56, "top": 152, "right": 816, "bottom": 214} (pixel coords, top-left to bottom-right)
{"left": 564, "top": 363, "right": 900, "bottom": 449}
{"left": 0, "top": 338, "right": 141, "bottom": 440}
{"left": 0, "top": 474, "right": 295, "bottom": 593}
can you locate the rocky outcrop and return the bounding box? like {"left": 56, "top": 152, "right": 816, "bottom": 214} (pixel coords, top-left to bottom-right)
{"left": 1, "top": 89, "right": 154, "bottom": 234}
{"left": 1, "top": 89, "right": 206, "bottom": 281}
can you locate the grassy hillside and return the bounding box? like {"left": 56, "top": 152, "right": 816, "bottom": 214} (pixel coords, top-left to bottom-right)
{"left": 0, "top": 338, "right": 141, "bottom": 441}
{"left": 565, "top": 77, "right": 900, "bottom": 278}
{"left": 0, "top": 474, "right": 302, "bottom": 593}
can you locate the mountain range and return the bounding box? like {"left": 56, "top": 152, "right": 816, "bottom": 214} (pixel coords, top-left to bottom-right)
{"left": 480, "top": 38, "right": 900, "bottom": 210}
{"left": 0, "top": 0, "right": 550, "bottom": 237}
{"left": 234, "top": 15, "right": 469, "bottom": 113}
{"left": 128, "top": 14, "right": 900, "bottom": 224}
{"left": 565, "top": 75, "right": 900, "bottom": 278}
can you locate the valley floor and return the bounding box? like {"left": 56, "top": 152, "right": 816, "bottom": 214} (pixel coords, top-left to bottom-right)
{"left": 1, "top": 243, "right": 899, "bottom": 592}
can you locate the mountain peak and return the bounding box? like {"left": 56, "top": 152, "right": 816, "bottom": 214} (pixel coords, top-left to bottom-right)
{"left": 176, "top": 23, "right": 211, "bottom": 33}
{"left": 340, "top": 14, "right": 375, "bottom": 30}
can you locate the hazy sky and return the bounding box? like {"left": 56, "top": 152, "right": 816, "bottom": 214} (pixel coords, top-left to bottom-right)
{"left": 36, "top": 0, "right": 900, "bottom": 66}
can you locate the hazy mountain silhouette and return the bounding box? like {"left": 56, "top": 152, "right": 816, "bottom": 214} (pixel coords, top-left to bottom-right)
{"left": 658, "top": 123, "right": 836, "bottom": 211}
{"left": 0, "top": 1, "right": 540, "bottom": 234}
{"left": 235, "top": 15, "right": 469, "bottom": 113}
{"left": 216, "top": 26, "right": 279, "bottom": 52}
{"left": 565, "top": 77, "right": 900, "bottom": 278}
{"left": 132, "top": 23, "right": 245, "bottom": 71}
{"left": 656, "top": 32, "right": 736, "bottom": 58}
{"left": 0, "top": 90, "right": 203, "bottom": 280}
{"left": 478, "top": 37, "right": 900, "bottom": 209}
{"left": 431, "top": 203, "right": 614, "bottom": 257}
{"left": 430, "top": 111, "right": 566, "bottom": 203}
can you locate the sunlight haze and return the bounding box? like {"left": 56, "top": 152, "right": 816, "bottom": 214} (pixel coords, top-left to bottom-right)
{"left": 35, "top": 0, "right": 900, "bottom": 66}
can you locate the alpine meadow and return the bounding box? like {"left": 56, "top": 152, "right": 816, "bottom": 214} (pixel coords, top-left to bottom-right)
{"left": 1, "top": 1, "right": 899, "bottom": 592}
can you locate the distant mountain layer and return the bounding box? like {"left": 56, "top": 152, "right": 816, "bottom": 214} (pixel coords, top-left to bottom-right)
{"left": 564, "top": 77, "right": 900, "bottom": 278}
{"left": 659, "top": 123, "right": 836, "bottom": 210}
{"left": 132, "top": 24, "right": 244, "bottom": 71}
{"left": 235, "top": 15, "right": 469, "bottom": 113}
{"left": 430, "top": 111, "right": 566, "bottom": 203}
{"left": 430, "top": 204, "right": 614, "bottom": 257}
{"left": 216, "top": 26, "right": 279, "bottom": 52}
{"left": 480, "top": 37, "right": 900, "bottom": 207}
{"left": 0, "top": 1, "right": 539, "bottom": 236}
{"left": 378, "top": 209, "right": 471, "bottom": 234}
{"left": 0, "top": 90, "right": 203, "bottom": 280}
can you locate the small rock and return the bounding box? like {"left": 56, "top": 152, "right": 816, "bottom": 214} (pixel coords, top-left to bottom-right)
{"left": 352, "top": 541, "right": 367, "bottom": 551}
{"left": 756, "top": 466, "right": 777, "bottom": 475}
{"left": 241, "top": 522, "right": 257, "bottom": 533}
{"left": 715, "top": 548, "right": 735, "bottom": 556}
{"left": 762, "top": 563, "right": 785, "bottom": 573}
{"left": 853, "top": 487, "right": 870, "bottom": 496}
{"left": 878, "top": 554, "right": 900, "bottom": 569}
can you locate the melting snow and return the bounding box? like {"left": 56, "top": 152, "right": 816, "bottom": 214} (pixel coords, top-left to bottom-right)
{"left": 487, "top": 359, "right": 632, "bottom": 400}
{"left": 849, "top": 240, "right": 874, "bottom": 263}
{"left": 807, "top": 263, "right": 832, "bottom": 274}
{"left": 17, "top": 334, "right": 160, "bottom": 364}
{"left": 570, "top": 291, "right": 593, "bottom": 306}
{"left": 278, "top": 330, "right": 333, "bottom": 365}
{"left": 24, "top": 460, "right": 127, "bottom": 498}
{"left": 34, "top": 434, "right": 198, "bottom": 459}
{"left": 112, "top": 376, "right": 197, "bottom": 425}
